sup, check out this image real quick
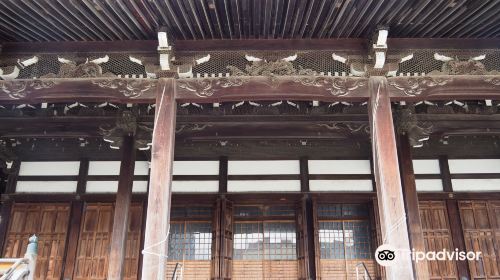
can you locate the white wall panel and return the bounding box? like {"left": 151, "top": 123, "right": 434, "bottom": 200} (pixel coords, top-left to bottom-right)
{"left": 86, "top": 181, "right": 149, "bottom": 193}
{"left": 412, "top": 160, "right": 441, "bottom": 174}
{"left": 449, "top": 159, "right": 500, "bottom": 174}
{"left": 228, "top": 180, "right": 300, "bottom": 192}
{"left": 89, "top": 161, "right": 151, "bottom": 175}
{"left": 173, "top": 161, "right": 219, "bottom": 175}
{"left": 228, "top": 160, "right": 299, "bottom": 175}
{"left": 16, "top": 181, "right": 77, "bottom": 193}
{"left": 172, "top": 181, "right": 219, "bottom": 193}
{"left": 452, "top": 179, "right": 500, "bottom": 192}
{"left": 19, "top": 161, "right": 80, "bottom": 176}
{"left": 308, "top": 160, "right": 371, "bottom": 174}
{"left": 309, "top": 180, "right": 373, "bottom": 191}
{"left": 415, "top": 179, "right": 443, "bottom": 192}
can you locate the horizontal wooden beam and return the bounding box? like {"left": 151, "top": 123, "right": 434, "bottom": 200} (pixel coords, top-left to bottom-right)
{"left": 1, "top": 75, "right": 499, "bottom": 104}
{"left": 3, "top": 38, "right": 499, "bottom": 54}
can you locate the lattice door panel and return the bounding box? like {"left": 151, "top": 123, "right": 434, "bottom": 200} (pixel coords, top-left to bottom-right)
{"left": 459, "top": 200, "right": 500, "bottom": 280}
{"left": 73, "top": 203, "right": 143, "bottom": 280}
{"left": 419, "top": 201, "right": 459, "bottom": 280}
{"left": 2, "top": 203, "right": 70, "bottom": 280}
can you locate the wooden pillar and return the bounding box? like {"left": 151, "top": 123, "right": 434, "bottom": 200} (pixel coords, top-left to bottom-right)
{"left": 368, "top": 76, "right": 414, "bottom": 279}
{"left": 440, "top": 156, "right": 471, "bottom": 280}
{"left": 141, "top": 78, "right": 177, "bottom": 280}
{"left": 62, "top": 158, "right": 87, "bottom": 280}
{"left": 0, "top": 159, "right": 19, "bottom": 254}
{"left": 398, "top": 134, "right": 430, "bottom": 279}
{"left": 108, "top": 135, "right": 136, "bottom": 280}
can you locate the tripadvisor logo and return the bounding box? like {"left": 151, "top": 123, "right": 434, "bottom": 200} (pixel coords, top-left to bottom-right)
{"left": 375, "top": 244, "right": 482, "bottom": 267}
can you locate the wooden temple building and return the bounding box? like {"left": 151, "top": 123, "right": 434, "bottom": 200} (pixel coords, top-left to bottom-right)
{"left": 0, "top": 0, "right": 499, "bottom": 279}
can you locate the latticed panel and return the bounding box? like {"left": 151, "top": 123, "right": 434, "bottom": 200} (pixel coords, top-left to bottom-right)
{"left": 189, "top": 50, "right": 351, "bottom": 77}
{"left": 167, "top": 221, "right": 213, "bottom": 279}
{"left": 0, "top": 53, "right": 148, "bottom": 80}
{"left": 73, "top": 202, "right": 143, "bottom": 280}
{"left": 419, "top": 201, "right": 458, "bottom": 280}
{"left": 2, "top": 203, "right": 70, "bottom": 280}
{"left": 396, "top": 49, "right": 500, "bottom": 76}
{"left": 232, "top": 221, "right": 298, "bottom": 279}
{"left": 317, "top": 203, "right": 375, "bottom": 280}
{"left": 459, "top": 200, "right": 500, "bottom": 280}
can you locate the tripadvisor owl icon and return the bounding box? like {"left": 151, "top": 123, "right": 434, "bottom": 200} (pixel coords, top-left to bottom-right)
{"left": 375, "top": 244, "right": 398, "bottom": 267}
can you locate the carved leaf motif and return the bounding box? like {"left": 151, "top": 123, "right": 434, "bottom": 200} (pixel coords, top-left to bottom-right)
{"left": 484, "top": 77, "right": 500, "bottom": 86}
{"left": 92, "top": 79, "right": 156, "bottom": 98}
{"left": 0, "top": 80, "right": 57, "bottom": 99}
{"left": 178, "top": 77, "right": 247, "bottom": 98}
{"left": 388, "top": 77, "right": 451, "bottom": 96}
{"left": 294, "top": 76, "right": 366, "bottom": 96}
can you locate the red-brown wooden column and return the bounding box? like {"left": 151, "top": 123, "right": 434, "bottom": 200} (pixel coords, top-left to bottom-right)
{"left": 108, "top": 135, "right": 136, "bottom": 279}
{"left": 141, "top": 78, "right": 177, "bottom": 280}
{"left": 398, "top": 134, "right": 430, "bottom": 279}
{"left": 368, "top": 76, "right": 414, "bottom": 279}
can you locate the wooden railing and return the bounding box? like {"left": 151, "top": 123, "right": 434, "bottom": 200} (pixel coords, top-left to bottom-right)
{"left": 0, "top": 235, "right": 38, "bottom": 280}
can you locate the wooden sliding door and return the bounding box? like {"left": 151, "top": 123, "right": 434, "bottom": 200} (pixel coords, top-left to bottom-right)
{"left": 459, "top": 200, "right": 500, "bottom": 280}
{"left": 73, "top": 202, "right": 143, "bottom": 280}
{"left": 232, "top": 205, "right": 299, "bottom": 280}
{"left": 315, "top": 203, "right": 376, "bottom": 280}
{"left": 166, "top": 205, "right": 214, "bottom": 280}
{"left": 419, "top": 201, "right": 458, "bottom": 280}
{"left": 2, "top": 203, "right": 70, "bottom": 280}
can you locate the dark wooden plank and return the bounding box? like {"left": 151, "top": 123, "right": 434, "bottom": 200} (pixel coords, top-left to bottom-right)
{"left": 439, "top": 156, "right": 453, "bottom": 192}
{"left": 141, "top": 78, "right": 177, "bottom": 280}
{"left": 76, "top": 159, "right": 89, "bottom": 194}
{"left": 108, "top": 136, "right": 136, "bottom": 280}
{"left": 219, "top": 156, "right": 228, "bottom": 193}
{"left": 368, "top": 76, "right": 414, "bottom": 280}
{"left": 4, "top": 160, "right": 20, "bottom": 194}
{"left": 398, "top": 134, "right": 429, "bottom": 280}
{"left": 299, "top": 157, "right": 309, "bottom": 192}
{"left": 446, "top": 200, "right": 471, "bottom": 279}
{"left": 62, "top": 200, "right": 84, "bottom": 280}
{"left": 0, "top": 200, "right": 12, "bottom": 254}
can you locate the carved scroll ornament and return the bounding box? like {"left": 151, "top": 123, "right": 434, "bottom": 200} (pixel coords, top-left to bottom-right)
{"left": 92, "top": 79, "right": 156, "bottom": 98}
{"left": 177, "top": 77, "right": 247, "bottom": 98}
{"left": 0, "top": 79, "right": 57, "bottom": 99}
{"left": 388, "top": 77, "right": 451, "bottom": 97}
{"left": 294, "top": 76, "right": 366, "bottom": 96}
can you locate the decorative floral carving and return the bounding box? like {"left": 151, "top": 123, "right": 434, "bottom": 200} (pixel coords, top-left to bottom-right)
{"left": 388, "top": 77, "right": 451, "bottom": 97}
{"left": 92, "top": 79, "right": 156, "bottom": 98}
{"left": 317, "top": 122, "right": 370, "bottom": 135}
{"left": 178, "top": 77, "right": 247, "bottom": 98}
{"left": 0, "top": 79, "right": 57, "bottom": 99}
{"left": 176, "top": 123, "right": 213, "bottom": 134}
{"left": 295, "top": 76, "right": 366, "bottom": 96}
{"left": 484, "top": 77, "right": 500, "bottom": 86}
{"left": 42, "top": 62, "right": 115, "bottom": 78}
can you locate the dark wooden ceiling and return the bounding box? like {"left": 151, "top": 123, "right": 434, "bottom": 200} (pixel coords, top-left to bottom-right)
{"left": 0, "top": 0, "right": 498, "bottom": 42}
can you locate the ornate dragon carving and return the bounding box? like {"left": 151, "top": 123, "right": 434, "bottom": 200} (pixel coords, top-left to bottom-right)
{"left": 429, "top": 59, "right": 499, "bottom": 76}
{"left": 388, "top": 77, "right": 451, "bottom": 97}
{"left": 294, "top": 76, "right": 366, "bottom": 96}
{"left": 178, "top": 77, "right": 247, "bottom": 98}
{"left": 227, "top": 59, "right": 316, "bottom": 87}
{"left": 92, "top": 79, "right": 156, "bottom": 98}
{"left": 99, "top": 111, "right": 152, "bottom": 149}
{"left": 395, "top": 107, "right": 433, "bottom": 147}
{"left": 484, "top": 77, "right": 500, "bottom": 86}
{"left": 316, "top": 122, "right": 370, "bottom": 135}
{"left": 0, "top": 79, "right": 57, "bottom": 99}
{"left": 42, "top": 62, "right": 115, "bottom": 78}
